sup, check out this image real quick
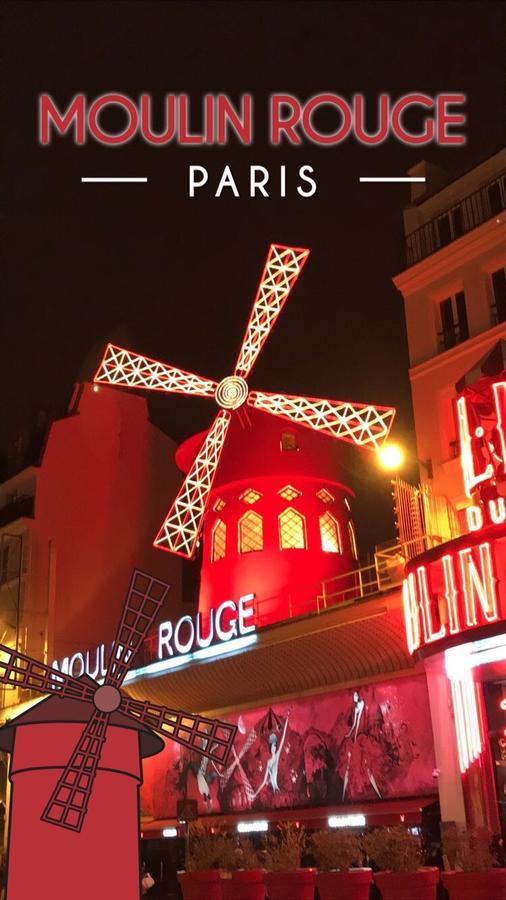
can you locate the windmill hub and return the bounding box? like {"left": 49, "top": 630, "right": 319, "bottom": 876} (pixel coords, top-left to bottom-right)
{"left": 215, "top": 376, "right": 249, "bottom": 410}
{"left": 93, "top": 684, "right": 122, "bottom": 713}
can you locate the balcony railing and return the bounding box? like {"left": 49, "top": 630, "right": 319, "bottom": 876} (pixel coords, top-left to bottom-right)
{"left": 405, "top": 171, "right": 506, "bottom": 266}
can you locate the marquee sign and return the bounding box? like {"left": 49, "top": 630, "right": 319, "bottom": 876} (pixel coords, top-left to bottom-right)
{"left": 403, "top": 375, "right": 506, "bottom": 654}
{"left": 52, "top": 593, "right": 256, "bottom": 679}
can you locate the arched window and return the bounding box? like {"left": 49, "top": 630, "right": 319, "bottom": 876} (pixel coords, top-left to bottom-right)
{"left": 319, "top": 511, "right": 341, "bottom": 553}
{"left": 211, "top": 519, "right": 226, "bottom": 562}
{"left": 280, "top": 430, "right": 298, "bottom": 452}
{"left": 239, "top": 511, "right": 264, "bottom": 553}
{"left": 279, "top": 507, "right": 307, "bottom": 550}
{"left": 348, "top": 520, "right": 358, "bottom": 559}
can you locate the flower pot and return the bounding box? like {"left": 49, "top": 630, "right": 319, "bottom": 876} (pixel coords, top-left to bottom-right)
{"left": 373, "top": 867, "right": 439, "bottom": 900}
{"left": 316, "top": 867, "right": 373, "bottom": 900}
{"left": 178, "top": 869, "right": 223, "bottom": 900}
{"left": 441, "top": 868, "right": 506, "bottom": 900}
{"left": 222, "top": 869, "right": 266, "bottom": 900}
{"left": 264, "top": 868, "right": 315, "bottom": 900}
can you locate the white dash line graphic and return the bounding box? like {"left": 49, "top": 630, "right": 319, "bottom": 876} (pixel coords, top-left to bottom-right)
{"left": 81, "top": 177, "right": 148, "bottom": 183}
{"left": 359, "top": 176, "right": 426, "bottom": 183}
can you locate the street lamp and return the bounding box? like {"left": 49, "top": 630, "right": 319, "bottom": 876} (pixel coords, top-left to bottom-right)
{"left": 376, "top": 442, "right": 433, "bottom": 479}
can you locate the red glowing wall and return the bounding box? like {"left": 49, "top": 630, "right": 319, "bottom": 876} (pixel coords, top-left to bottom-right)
{"left": 140, "top": 673, "right": 436, "bottom": 819}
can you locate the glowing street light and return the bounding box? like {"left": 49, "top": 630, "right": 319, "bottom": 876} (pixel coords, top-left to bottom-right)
{"left": 377, "top": 442, "right": 405, "bottom": 471}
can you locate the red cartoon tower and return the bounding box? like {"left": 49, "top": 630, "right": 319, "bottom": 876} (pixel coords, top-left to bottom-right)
{"left": 0, "top": 685, "right": 162, "bottom": 900}
{"left": 0, "top": 571, "right": 236, "bottom": 900}
{"left": 178, "top": 409, "right": 359, "bottom": 626}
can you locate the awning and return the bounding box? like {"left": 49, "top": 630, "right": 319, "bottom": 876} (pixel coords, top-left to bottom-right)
{"left": 124, "top": 588, "right": 415, "bottom": 717}
{"left": 455, "top": 339, "right": 506, "bottom": 394}
{"left": 141, "top": 796, "right": 439, "bottom": 836}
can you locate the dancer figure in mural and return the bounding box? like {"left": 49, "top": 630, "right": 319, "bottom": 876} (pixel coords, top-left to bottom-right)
{"left": 340, "top": 691, "right": 383, "bottom": 801}
{"left": 252, "top": 708, "right": 291, "bottom": 800}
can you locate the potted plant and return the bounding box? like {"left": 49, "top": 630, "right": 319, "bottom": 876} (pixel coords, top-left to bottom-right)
{"left": 363, "top": 826, "right": 439, "bottom": 900}
{"left": 264, "top": 822, "right": 315, "bottom": 900}
{"left": 441, "top": 824, "right": 506, "bottom": 899}
{"left": 178, "top": 825, "right": 227, "bottom": 900}
{"left": 218, "top": 836, "right": 266, "bottom": 900}
{"left": 311, "top": 829, "right": 372, "bottom": 900}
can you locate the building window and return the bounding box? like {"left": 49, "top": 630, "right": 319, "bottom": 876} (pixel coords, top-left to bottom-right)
{"left": 0, "top": 545, "right": 9, "bottom": 584}
{"left": 438, "top": 291, "right": 469, "bottom": 351}
{"left": 488, "top": 181, "right": 504, "bottom": 217}
{"left": 319, "top": 512, "right": 341, "bottom": 553}
{"left": 213, "top": 498, "right": 226, "bottom": 512}
{"left": 240, "top": 488, "right": 262, "bottom": 505}
{"left": 348, "top": 521, "right": 358, "bottom": 560}
{"left": 211, "top": 519, "right": 226, "bottom": 562}
{"left": 239, "top": 511, "right": 263, "bottom": 553}
{"left": 280, "top": 431, "right": 298, "bottom": 452}
{"left": 278, "top": 485, "right": 301, "bottom": 501}
{"left": 316, "top": 487, "right": 335, "bottom": 504}
{"left": 491, "top": 267, "right": 506, "bottom": 324}
{"left": 279, "top": 508, "right": 306, "bottom": 550}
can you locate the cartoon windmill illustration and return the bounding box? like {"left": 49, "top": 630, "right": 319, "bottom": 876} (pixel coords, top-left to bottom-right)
{"left": 0, "top": 570, "right": 236, "bottom": 900}
{"left": 95, "top": 245, "right": 396, "bottom": 559}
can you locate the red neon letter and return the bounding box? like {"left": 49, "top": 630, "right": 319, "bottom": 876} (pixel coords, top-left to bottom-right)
{"left": 270, "top": 95, "right": 302, "bottom": 145}
{"left": 492, "top": 381, "right": 506, "bottom": 474}
{"left": 302, "top": 94, "right": 352, "bottom": 145}
{"left": 436, "top": 94, "right": 466, "bottom": 145}
{"left": 353, "top": 94, "right": 389, "bottom": 144}
{"left": 459, "top": 543, "right": 498, "bottom": 627}
{"left": 391, "top": 94, "right": 435, "bottom": 145}
{"left": 89, "top": 94, "right": 138, "bottom": 145}
{"left": 139, "top": 94, "right": 176, "bottom": 145}
{"left": 217, "top": 95, "right": 252, "bottom": 145}
{"left": 417, "top": 566, "right": 446, "bottom": 643}
{"left": 441, "top": 554, "right": 461, "bottom": 634}
{"left": 403, "top": 574, "right": 421, "bottom": 653}
{"left": 457, "top": 395, "right": 494, "bottom": 497}
{"left": 39, "top": 94, "right": 85, "bottom": 145}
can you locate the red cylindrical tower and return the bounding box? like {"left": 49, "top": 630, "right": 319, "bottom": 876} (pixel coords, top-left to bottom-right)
{"left": 0, "top": 681, "right": 163, "bottom": 900}
{"left": 177, "top": 410, "right": 359, "bottom": 627}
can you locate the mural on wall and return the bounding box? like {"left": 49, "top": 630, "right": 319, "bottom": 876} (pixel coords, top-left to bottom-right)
{"left": 140, "top": 673, "right": 436, "bottom": 818}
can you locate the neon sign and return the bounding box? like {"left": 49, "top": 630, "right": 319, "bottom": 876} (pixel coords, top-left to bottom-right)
{"left": 403, "top": 541, "right": 500, "bottom": 654}
{"left": 52, "top": 594, "right": 256, "bottom": 678}
{"left": 457, "top": 379, "right": 506, "bottom": 530}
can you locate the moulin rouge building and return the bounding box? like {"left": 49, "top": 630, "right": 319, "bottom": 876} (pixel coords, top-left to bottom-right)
{"left": 0, "top": 149, "right": 505, "bottom": 878}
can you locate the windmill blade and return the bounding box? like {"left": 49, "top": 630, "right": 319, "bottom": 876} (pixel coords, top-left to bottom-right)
{"left": 234, "top": 244, "right": 310, "bottom": 379}
{"left": 41, "top": 709, "right": 109, "bottom": 832}
{"left": 0, "top": 643, "right": 95, "bottom": 703}
{"left": 248, "top": 390, "right": 396, "bottom": 449}
{"left": 153, "top": 410, "right": 231, "bottom": 558}
{"left": 120, "top": 697, "right": 237, "bottom": 765}
{"left": 94, "top": 343, "right": 218, "bottom": 399}
{"left": 105, "top": 571, "right": 170, "bottom": 689}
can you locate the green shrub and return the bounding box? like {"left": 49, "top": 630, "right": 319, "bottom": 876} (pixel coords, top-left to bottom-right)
{"left": 264, "top": 822, "right": 306, "bottom": 872}
{"left": 442, "top": 825, "right": 497, "bottom": 872}
{"left": 362, "top": 826, "right": 421, "bottom": 873}
{"left": 311, "top": 829, "right": 362, "bottom": 871}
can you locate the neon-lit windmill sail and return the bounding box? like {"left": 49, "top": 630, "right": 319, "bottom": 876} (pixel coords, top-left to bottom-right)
{"left": 94, "top": 243, "right": 396, "bottom": 558}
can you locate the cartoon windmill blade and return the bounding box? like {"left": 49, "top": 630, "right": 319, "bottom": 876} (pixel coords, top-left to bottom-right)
{"left": 0, "top": 570, "right": 237, "bottom": 833}
{"left": 95, "top": 244, "right": 396, "bottom": 559}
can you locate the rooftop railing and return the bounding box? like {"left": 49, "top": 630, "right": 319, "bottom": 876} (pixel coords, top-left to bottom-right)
{"left": 405, "top": 171, "right": 505, "bottom": 267}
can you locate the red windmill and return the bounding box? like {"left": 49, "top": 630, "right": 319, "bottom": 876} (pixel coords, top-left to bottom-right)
{"left": 0, "top": 570, "right": 236, "bottom": 900}
{"left": 94, "top": 244, "right": 396, "bottom": 559}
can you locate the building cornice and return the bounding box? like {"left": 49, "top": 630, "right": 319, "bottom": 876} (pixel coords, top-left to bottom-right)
{"left": 409, "top": 322, "right": 506, "bottom": 382}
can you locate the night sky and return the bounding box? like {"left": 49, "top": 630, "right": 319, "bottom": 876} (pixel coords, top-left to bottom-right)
{"left": 2, "top": 0, "right": 505, "bottom": 550}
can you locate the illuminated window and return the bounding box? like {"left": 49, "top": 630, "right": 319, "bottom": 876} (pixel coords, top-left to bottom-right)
{"left": 211, "top": 519, "right": 226, "bottom": 562}
{"left": 279, "top": 508, "right": 306, "bottom": 550}
{"left": 316, "top": 488, "right": 335, "bottom": 504}
{"left": 280, "top": 431, "right": 298, "bottom": 452}
{"left": 278, "top": 485, "right": 301, "bottom": 501}
{"left": 240, "top": 488, "right": 262, "bottom": 505}
{"left": 319, "top": 512, "right": 341, "bottom": 553}
{"left": 239, "top": 511, "right": 263, "bottom": 553}
{"left": 348, "top": 521, "right": 358, "bottom": 559}
{"left": 213, "top": 498, "right": 226, "bottom": 512}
